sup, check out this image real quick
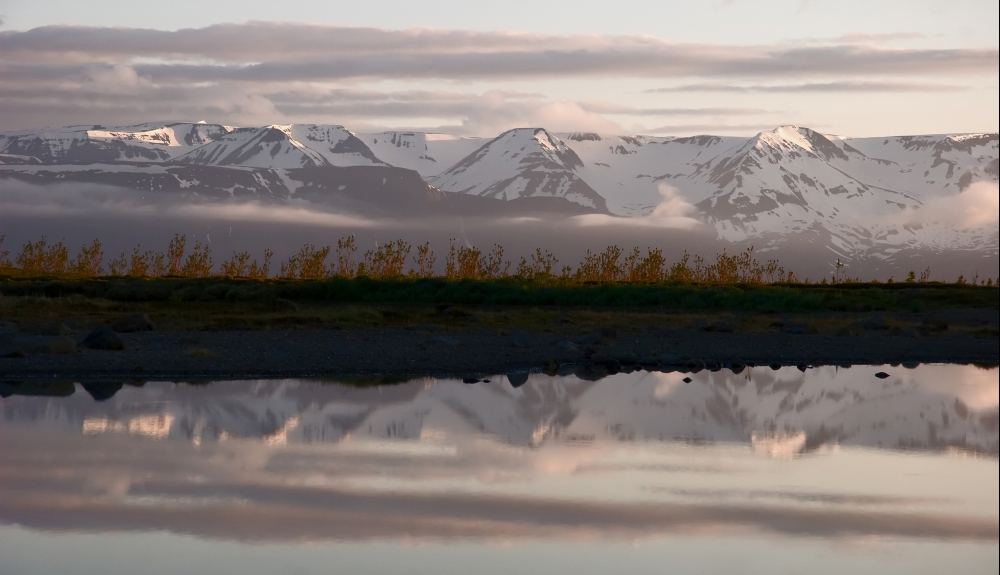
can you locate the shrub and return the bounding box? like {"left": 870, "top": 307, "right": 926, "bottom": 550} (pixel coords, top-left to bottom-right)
{"left": 71, "top": 239, "right": 103, "bottom": 276}
{"left": 15, "top": 238, "right": 70, "bottom": 276}
{"left": 280, "top": 243, "right": 330, "bottom": 280}
{"left": 0, "top": 234, "right": 991, "bottom": 290}
{"left": 166, "top": 234, "right": 186, "bottom": 275}
{"left": 360, "top": 239, "right": 411, "bottom": 279}
{"left": 412, "top": 242, "right": 436, "bottom": 278}
{"left": 180, "top": 241, "right": 212, "bottom": 278}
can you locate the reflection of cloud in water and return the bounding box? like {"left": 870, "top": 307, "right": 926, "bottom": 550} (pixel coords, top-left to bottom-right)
{"left": 0, "top": 428, "right": 995, "bottom": 544}
{"left": 0, "top": 365, "right": 997, "bottom": 545}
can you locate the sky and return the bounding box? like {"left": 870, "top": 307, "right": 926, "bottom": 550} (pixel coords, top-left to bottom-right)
{"left": 0, "top": 0, "right": 997, "bottom": 136}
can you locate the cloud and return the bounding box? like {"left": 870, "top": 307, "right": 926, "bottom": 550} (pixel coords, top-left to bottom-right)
{"left": 271, "top": 88, "right": 544, "bottom": 122}
{"left": 1, "top": 24, "right": 994, "bottom": 79}
{"left": 643, "top": 122, "right": 788, "bottom": 135}
{"left": 648, "top": 81, "right": 969, "bottom": 93}
{"left": 896, "top": 181, "right": 1000, "bottom": 229}
{"left": 574, "top": 183, "right": 703, "bottom": 228}
{"left": 83, "top": 64, "right": 151, "bottom": 93}
{"left": 482, "top": 100, "right": 622, "bottom": 135}
{"left": 580, "top": 102, "right": 774, "bottom": 116}
{"left": 121, "top": 46, "right": 997, "bottom": 82}
{"left": 785, "top": 32, "right": 930, "bottom": 45}
{"left": 0, "top": 22, "right": 994, "bottom": 134}
{"left": 0, "top": 181, "right": 378, "bottom": 228}
{"left": 0, "top": 75, "right": 598, "bottom": 135}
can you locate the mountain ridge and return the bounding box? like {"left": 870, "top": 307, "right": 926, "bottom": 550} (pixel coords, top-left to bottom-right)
{"left": 1, "top": 121, "right": 996, "bottom": 260}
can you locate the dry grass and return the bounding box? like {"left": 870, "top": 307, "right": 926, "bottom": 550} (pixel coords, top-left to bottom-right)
{"left": 4, "top": 234, "right": 995, "bottom": 286}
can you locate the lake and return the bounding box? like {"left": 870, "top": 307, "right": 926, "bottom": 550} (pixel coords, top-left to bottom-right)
{"left": 1, "top": 364, "right": 997, "bottom": 574}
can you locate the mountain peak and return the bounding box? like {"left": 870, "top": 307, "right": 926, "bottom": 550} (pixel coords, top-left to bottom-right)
{"left": 430, "top": 126, "right": 605, "bottom": 210}
{"left": 749, "top": 125, "right": 859, "bottom": 162}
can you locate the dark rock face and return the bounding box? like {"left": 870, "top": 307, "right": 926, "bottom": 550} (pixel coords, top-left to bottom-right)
{"left": 81, "top": 326, "right": 124, "bottom": 350}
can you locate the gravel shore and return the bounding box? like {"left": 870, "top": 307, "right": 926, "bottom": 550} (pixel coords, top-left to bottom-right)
{"left": 2, "top": 318, "right": 996, "bottom": 382}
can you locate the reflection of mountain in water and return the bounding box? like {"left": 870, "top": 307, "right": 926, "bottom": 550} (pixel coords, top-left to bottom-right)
{"left": 1, "top": 366, "right": 997, "bottom": 455}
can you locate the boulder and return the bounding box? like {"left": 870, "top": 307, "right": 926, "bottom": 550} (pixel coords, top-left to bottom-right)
{"left": 81, "top": 325, "right": 124, "bottom": 350}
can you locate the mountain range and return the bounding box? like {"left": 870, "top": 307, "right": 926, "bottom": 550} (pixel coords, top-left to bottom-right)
{"left": 1, "top": 121, "right": 997, "bottom": 261}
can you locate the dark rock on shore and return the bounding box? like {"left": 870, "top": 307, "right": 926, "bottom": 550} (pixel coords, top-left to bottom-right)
{"left": 81, "top": 326, "right": 124, "bottom": 350}
{"left": 0, "top": 314, "right": 996, "bottom": 381}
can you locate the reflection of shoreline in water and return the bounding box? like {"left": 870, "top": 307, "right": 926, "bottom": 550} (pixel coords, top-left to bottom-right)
{"left": 2, "top": 365, "right": 997, "bottom": 455}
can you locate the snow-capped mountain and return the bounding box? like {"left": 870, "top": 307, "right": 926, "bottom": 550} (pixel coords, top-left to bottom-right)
{"left": 1, "top": 121, "right": 997, "bottom": 261}
{"left": 177, "top": 124, "right": 385, "bottom": 168}
{"left": 0, "top": 122, "right": 232, "bottom": 163}
{"left": 359, "top": 131, "right": 486, "bottom": 178}
{"left": 430, "top": 128, "right": 609, "bottom": 211}
{"left": 565, "top": 132, "right": 747, "bottom": 215}
{"left": 560, "top": 127, "right": 998, "bottom": 258}
{"left": 0, "top": 122, "right": 453, "bottom": 214}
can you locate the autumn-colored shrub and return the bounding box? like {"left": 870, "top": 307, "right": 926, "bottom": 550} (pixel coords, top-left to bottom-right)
{"left": 1, "top": 233, "right": 991, "bottom": 287}
{"left": 280, "top": 243, "right": 330, "bottom": 280}
{"left": 14, "top": 238, "right": 70, "bottom": 276}
{"left": 516, "top": 248, "right": 558, "bottom": 280}
{"left": 360, "top": 240, "right": 411, "bottom": 279}
{"left": 412, "top": 242, "right": 435, "bottom": 278}
{"left": 180, "top": 241, "right": 212, "bottom": 278}
{"left": 71, "top": 239, "right": 103, "bottom": 276}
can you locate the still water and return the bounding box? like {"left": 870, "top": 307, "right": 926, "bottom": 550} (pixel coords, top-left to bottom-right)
{"left": 1, "top": 365, "right": 997, "bottom": 575}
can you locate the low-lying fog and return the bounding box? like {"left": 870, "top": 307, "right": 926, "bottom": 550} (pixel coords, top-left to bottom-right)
{"left": 1, "top": 181, "right": 996, "bottom": 281}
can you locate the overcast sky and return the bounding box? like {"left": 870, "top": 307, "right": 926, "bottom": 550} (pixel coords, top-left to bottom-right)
{"left": 0, "top": 0, "right": 997, "bottom": 136}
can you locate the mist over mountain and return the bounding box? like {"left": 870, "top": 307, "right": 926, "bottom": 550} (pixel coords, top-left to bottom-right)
{"left": 1, "top": 120, "right": 997, "bottom": 278}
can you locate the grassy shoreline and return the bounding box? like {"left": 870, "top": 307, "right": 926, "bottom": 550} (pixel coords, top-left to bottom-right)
{"left": 3, "top": 276, "right": 997, "bottom": 312}
{"left": 2, "top": 276, "right": 996, "bottom": 381}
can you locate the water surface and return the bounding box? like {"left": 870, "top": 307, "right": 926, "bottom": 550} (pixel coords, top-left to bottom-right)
{"left": 1, "top": 364, "right": 997, "bottom": 574}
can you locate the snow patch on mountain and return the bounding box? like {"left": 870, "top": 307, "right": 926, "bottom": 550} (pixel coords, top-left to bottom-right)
{"left": 360, "top": 131, "right": 486, "bottom": 178}
{"left": 431, "top": 128, "right": 607, "bottom": 211}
